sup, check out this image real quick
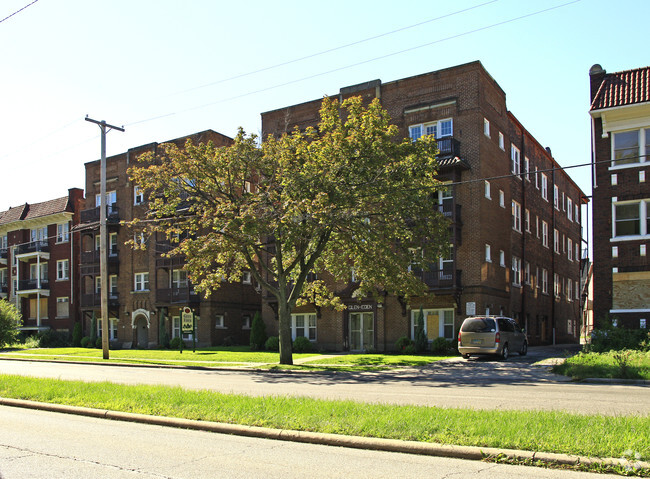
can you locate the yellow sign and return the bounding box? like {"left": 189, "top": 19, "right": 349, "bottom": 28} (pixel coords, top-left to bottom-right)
{"left": 181, "top": 307, "right": 194, "bottom": 332}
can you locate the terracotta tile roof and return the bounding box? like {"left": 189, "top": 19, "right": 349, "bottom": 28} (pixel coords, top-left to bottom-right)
{"left": 0, "top": 205, "right": 27, "bottom": 225}
{"left": 591, "top": 66, "right": 650, "bottom": 111}
{"left": 0, "top": 197, "right": 70, "bottom": 226}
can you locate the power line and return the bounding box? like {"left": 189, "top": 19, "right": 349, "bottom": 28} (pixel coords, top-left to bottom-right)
{"left": 0, "top": 0, "right": 39, "bottom": 24}
{"left": 169, "top": 0, "right": 499, "bottom": 97}
{"left": 126, "top": 0, "right": 581, "bottom": 127}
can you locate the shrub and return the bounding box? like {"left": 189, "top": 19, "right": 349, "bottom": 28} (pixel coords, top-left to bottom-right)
{"left": 0, "top": 299, "right": 22, "bottom": 347}
{"left": 80, "top": 336, "right": 91, "bottom": 348}
{"left": 23, "top": 335, "right": 40, "bottom": 349}
{"left": 222, "top": 336, "right": 235, "bottom": 347}
{"left": 403, "top": 344, "right": 416, "bottom": 355}
{"left": 430, "top": 337, "right": 452, "bottom": 355}
{"left": 293, "top": 336, "right": 312, "bottom": 353}
{"left": 414, "top": 308, "right": 428, "bottom": 353}
{"left": 265, "top": 336, "right": 279, "bottom": 352}
{"left": 249, "top": 312, "right": 267, "bottom": 351}
{"left": 95, "top": 337, "right": 103, "bottom": 349}
{"left": 72, "top": 322, "right": 82, "bottom": 347}
{"left": 37, "top": 329, "right": 70, "bottom": 348}
{"left": 169, "top": 337, "right": 186, "bottom": 350}
{"left": 589, "top": 328, "right": 649, "bottom": 352}
{"left": 395, "top": 336, "right": 413, "bottom": 352}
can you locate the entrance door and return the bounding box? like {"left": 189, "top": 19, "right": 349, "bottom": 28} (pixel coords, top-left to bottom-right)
{"left": 349, "top": 312, "right": 374, "bottom": 352}
{"left": 135, "top": 316, "right": 149, "bottom": 348}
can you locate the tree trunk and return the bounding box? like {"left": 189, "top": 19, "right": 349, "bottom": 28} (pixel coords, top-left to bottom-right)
{"left": 278, "top": 301, "right": 293, "bottom": 365}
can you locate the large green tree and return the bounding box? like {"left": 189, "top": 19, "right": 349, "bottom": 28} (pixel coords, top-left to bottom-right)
{"left": 128, "top": 96, "right": 449, "bottom": 364}
{"left": 0, "top": 299, "right": 22, "bottom": 347}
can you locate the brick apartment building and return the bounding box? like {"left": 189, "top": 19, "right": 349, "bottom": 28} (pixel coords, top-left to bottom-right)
{"left": 589, "top": 64, "right": 650, "bottom": 330}
{"left": 79, "top": 130, "right": 261, "bottom": 347}
{"left": 261, "top": 61, "right": 587, "bottom": 351}
{"left": 0, "top": 189, "right": 84, "bottom": 334}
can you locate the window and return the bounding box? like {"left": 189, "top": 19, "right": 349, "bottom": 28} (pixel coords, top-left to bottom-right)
{"left": 566, "top": 279, "right": 572, "bottom": 302}
{"left": 56, "top": 223, "right": 69, "bottom": 243}
{"left": 291, "top": 313, "right": 317, "bottom": 341}
{"left": 30, "top": 227, "right": 47, "bottom": 243}
{"left": 575, "top": 204, "right": 579, "bottom": 223}
{"left": 0, "top": 235, "right": 6, "bottom": 250}
{"left": 567, "top": 198, "right": 573, "bottom": 221}
{"left": 562, "top": 192, "right": 565, "bottom": 211}
{"left": 641, "top": 244, "right": 647, "bottom": 257}
{"left": 612, "top": 128, "right": 650, "bottom": 166}
{"left": 171, "top": 270, "right": 188, "bottom": 289}
{"left": 512, "top": 256, "right": 522, "bottom": 286}
{"left": 542, "top": 221, "right": 549, "bottom": 248}
{"left": 612, "top": 246, "right": 618, "bottom": 258}
{"left": 410, "top": 309, "right": 454, "bottom": 340}
{"left": 499, "top": 190, "right": 505, "bottom": 208}
{"left": 109, "top": 275, "right": 118, "bottom": 295}
{"left": 109, "top": 232, "right": 118, "bottom": 255}
{"left": 215, "top": 314, "right": 225, "bottom": 328}
{"left": 576, "top": 243, "right": 580, "bottom": 262}
{"left": 612, "top": 174, "right": 618, "bottom": 185}
{"left": 524, "top": 262, "right": 531, "bottom": 285}
{"left": 499, "top": 250, "right": 505, "bottom": 267}
{"left": 242, "top": 271, "right": 252, "bottom": 284}
{"left": 554, "top": 185, "right": 560, "bottom": 210}
{"left": 134, "top": 185, "right": 144, "bottom": 205}
{"left": 0, "top": 268, "right": 7, "bottom": 288}
{"left": 567, "top": 238, "right": 573, "bottom": 261}
{"left": 511, "top": 145, "right": 520, "bottom": 175}
{"left": 409, "top": 119, "right": 452, "bottom": 140}
{"left": 536, "top": 216, "right": 540, "bottom": 238}
{"left": 172, "top": 316, "right": 196, "bottom": 341}
{"left": 30, "top": 262, "right": 48, "bottom": 281}
{"left": 97, "top": 318, "right": 118, "bottom": 341}
{"left": 641, "top": 171, "right": 647, "bottom": 183}
{"left": 96, "top": 190, "right": 117, "bottom": 209}
{"left": 498, "top": 132, "right": 504, "bottom": 150}
{"left": 524, "top": 157, "right": 530, "bottom": 181}
{"left": 244, "top": 181, "right": 252, "bottom": 193}
{"left": 134, "top": 232, "right": 145, "bottom": 247}
{"left": 541, "top": 174, "right": 548, "bottom": 201}
{"left": 542, "top": 269, "right": 548, "bottom": 294}
{"left": 485, "top": 244, "right": 491, "bottom": 262}
{"left": 28, "top": 297, "right": 48, "bottom": 319}
{"left": 56, "top": 259, "right": 69, "bottom": 280}
{"left": 535, "top": 267, "right": 540, "bottom": 289}
{"left": 535, "top": 166, "right": 539, "bottom": 189}
{"left": 242, "top": 315, "right": 252, "bottom": 329}
{"left": 554, "top": 229, "right": 560, "bottom": 253}
{"left": 613, "top": 200, "right": 650, "bottom": 237}
{"left": 554, "top": 273, "right": 561, "bottom": 298}
{"left": 56, "top": 297, "right": 69, "bottom": 318}
{"left": 134, "top": 272, "right": 149, "bottom": 291}
{"left": 484, "top": 180, "right": 491, "bottom": 199}
{"left": 484, "top": 118, "right": 490, "bottom": 137}
{"left": 512, "top": 201, "right": 522, "bottom": 232}
{"left": 525, "top": 209, "right": 530, "bottom": 233}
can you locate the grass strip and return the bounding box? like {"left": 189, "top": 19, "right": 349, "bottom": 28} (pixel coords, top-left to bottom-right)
{"left": 0, "top": 374, "right": 648, "bottom": 462}
{"left": 553, "top": 351, "right": 650, "bottom": 380}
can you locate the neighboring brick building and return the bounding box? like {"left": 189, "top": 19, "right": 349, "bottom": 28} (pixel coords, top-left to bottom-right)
{"left": 79, "top": 130, "right": 261, "bottom": 347}
{"left": 589, "top": 64, "right": 650, "bottom": 330}
{"left": 0, "top": 189, "right": 84, "bottom": 334}
{"left": 261, "top": 61, "right": 587, "bottom": 351}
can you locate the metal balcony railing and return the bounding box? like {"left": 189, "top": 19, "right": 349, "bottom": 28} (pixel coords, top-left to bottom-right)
{"left": 435, "top": 137, "right": 461, "bottom": 157}
{"left": 80, "top": 204, "right": 120, "bottom": 224}
{"left": 18, "top": 278, "right": 50, "bottom": 291}
{"left": 156, "top": 287, "right": 199, "bottom": 304}
{"left": 80, "top": 292, "right": 120, "bottom": 308}
{"left": 16, "top": 241, "right": 49, "bottom": 255}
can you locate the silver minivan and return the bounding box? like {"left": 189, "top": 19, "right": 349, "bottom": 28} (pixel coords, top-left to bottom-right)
{"left": 457, "top": 316, "right": 527, "bottom": 360}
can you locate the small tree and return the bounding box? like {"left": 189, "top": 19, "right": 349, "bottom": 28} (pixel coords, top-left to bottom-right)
{"left": 72, "top": 321, "right": 82, "bottom": 347}
{"left": 89, "top": 312, "right": 97, "bottom": 344}
{"left": 0, "top": 299, "right": 22, "bottom": 347}
{"left": 414, "top": 307, "right": 428, "bottom": 353}
{"left": 249, "top": 311, "right": 267, "bottom": 351}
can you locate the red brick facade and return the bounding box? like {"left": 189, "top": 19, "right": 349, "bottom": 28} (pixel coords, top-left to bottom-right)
{"left": 261, "top": 61, "right": 586, "bottom": 351}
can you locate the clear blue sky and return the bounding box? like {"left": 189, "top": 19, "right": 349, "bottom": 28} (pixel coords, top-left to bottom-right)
{"left": 1, "top": 0, "right": 647, "bottom": 222}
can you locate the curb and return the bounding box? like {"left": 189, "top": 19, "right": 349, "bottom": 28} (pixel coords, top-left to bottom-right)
{"left": 1, "top": 397, "right": 647, "bottom": 471}
{"left": 582, "top": 377, "right": 650, "bottom": 386}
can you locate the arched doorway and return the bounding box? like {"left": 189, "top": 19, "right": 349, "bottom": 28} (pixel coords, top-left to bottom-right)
{"left": 131, "top": 309, "right": 151, "bottom": 349}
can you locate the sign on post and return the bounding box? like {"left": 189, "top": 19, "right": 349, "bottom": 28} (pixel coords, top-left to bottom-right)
{"left": 181, "top": 307, "right": 194, "bottom": 332}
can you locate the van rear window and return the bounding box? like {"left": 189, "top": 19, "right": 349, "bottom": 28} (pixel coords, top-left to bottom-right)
{"left": 461, "top": 318, "right": 496, "bottom": 332}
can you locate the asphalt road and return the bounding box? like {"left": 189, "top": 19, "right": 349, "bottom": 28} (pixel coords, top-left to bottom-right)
{"left": 0, "top": 406, "right": 624, "bottom": 479}
{"left": 0, "top": 347, "right": 648, "bottom": 416}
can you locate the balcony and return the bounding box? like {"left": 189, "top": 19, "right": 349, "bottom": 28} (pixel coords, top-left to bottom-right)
{"left": 155, "top": 240, "right": 185, "bottom": 269}
{"left": 435, "top": 137, "right": 461, "bottom": 158}
{"left": 80, "top": 292, "right": 120, "bottom": 309}
{"left": 0, "top": 248, "right": 7, "bottom": 265}
{"left": 16, "top": 241, "right": 50, "bottom": 261}
{"left": 156, "top": 287, "right": 199, "bottom": 305}
{"left": 17, "top": 278, "right": 50, "bottom": 295}
{"left": 81, "top": 204, "right": 120, "bottom": 224}
{"left": 411, "top": 264, "right": 462, "bottom": 290}
{"left": 437, "top": 200, "right": 462, "bottom": 246}
{"left": 80, "top": 250, "right": 119, "bottom": 276}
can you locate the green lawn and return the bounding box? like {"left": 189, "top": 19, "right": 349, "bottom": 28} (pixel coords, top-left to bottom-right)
{"left": 0, "top": 374, "right": 648, "bottom": 469}
{"left": 553, "top": 350, "right": 650, "bottom": 380}
{"left": 0, "top": 347, "right": 447, "bottom": 371}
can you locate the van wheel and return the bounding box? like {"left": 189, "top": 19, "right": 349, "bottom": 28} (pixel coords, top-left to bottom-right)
{"left": 519, "top": 342, "right": 528, "bottom": 356}
{"left": 500, "top": 344, "right": 509, "bottom": 361}
{"left": 462, "top": 354, "right": 470, "bottom": 359}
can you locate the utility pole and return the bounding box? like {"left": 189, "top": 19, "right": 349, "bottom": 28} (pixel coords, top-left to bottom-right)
{"left": 85, "top": 116, "right": 124, "bottom": 360}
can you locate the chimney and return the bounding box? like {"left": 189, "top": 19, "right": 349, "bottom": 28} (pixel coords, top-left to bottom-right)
{"left": 589, "top": 64, "right": 607, "bottom": 103}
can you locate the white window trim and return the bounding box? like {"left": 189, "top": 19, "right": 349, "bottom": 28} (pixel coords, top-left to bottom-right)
{"left": 410, "top": 308, "right": 455, "bottom": 340}
{"left": 511, "top": 144, "right": 521, "bottom": 176}
{"left": 512, "top": 200, "right": 522, "bottom": 233}
{"left": 498, "top": 132, "right": 505, "bottom": 150}
{"left": 56, "top": 259, "right": 69, "bottom": 281}
{"left": 291, "top": 313, "right": 317, "bottom": 341}
{"left": 609, "top": 127, "right": 649, "bottom": 169}
{"left": 134, "top": 272, "right": 150, "bottom": 292}
{"left": 484, "top": 180, "right": 491, "bottom": 199}
{"left": 485, "top": 244, "right": 491, "bottom": 263}
{"left": 499, "top": 190, "right": 505, "bottom": 208}
{"left": 611, "top": 199, "right": 650, "bottom": 240}
{"left": 483, "top": 118, "right": 490, "bottom": 138}
{"left": 134, "top": 185, "right": 144, "bottom": 205}
{"left": 56, "top": 223, "right": 70, "bottom": 243}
